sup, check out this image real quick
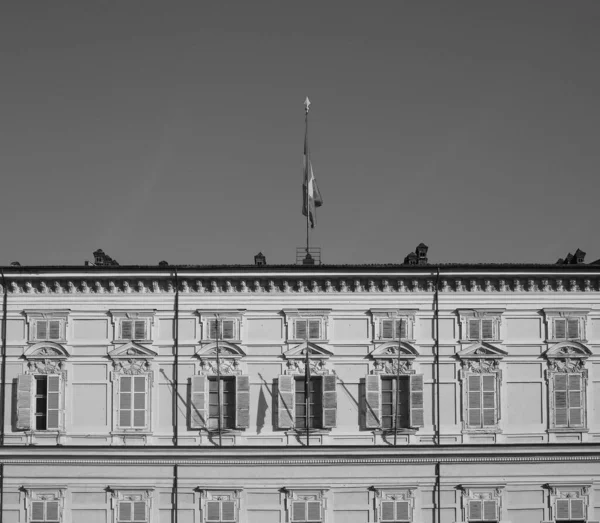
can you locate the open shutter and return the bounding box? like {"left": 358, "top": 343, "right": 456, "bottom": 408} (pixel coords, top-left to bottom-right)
{"left": 235, "top": 375, "right": 250, "bottom": 428}
{"left": 16, "top": 374, "right": 34, "bottom": 430}
{"left": 190, "top": 375, "right": 207, "bottom": 429}
{"left": 31, "top": 501, "right": 45, "bottom": 521}
{"left": 36, "top": 321, "right": 47, "bottom": 340}
{"left": 481, "top": 319, "right": 493, "bottom": 340}
{"left": 321, "top": 374, "right": 337, "bottom": 428}
{"left": 567, "top": 318, "right": 580, "bottom": 339}
{"left": 278, "top": 375, "right": 295, "bottom": 429}
{"left": 397, "top": 318, "right": 407, "bottom": 339}
{"left": 483, "top": 500, "right": 496, "bottom": 520}
{"left": 306, "top": 501, "right": 321, "bottom": 521}
{"left": 121, "top": 320, "right": 133, "bottom": 340}
{"left": 555, "top": 318, "right": 567, "bottom": 339}
{"left": 222, "top": 319, "right": 235, "bottom": 339}
{"left": 570, "top": 499, "right": 585, "bottom": 519}
{"left": 382, "top": 319, "right": 394, "bottom": 339}
{"left": 48, "top": 320, "right": 61, "bottom": 340}
{"left": 482, "top": 374, "right": 497, "bottom": 426}
{"left": 133, "top": 501, "right": 146, "bottom": 522}
{"left": 365, "top": 374, "right": 381, "bottom": 428}
{"left": 46, "top": 501, "right": 59, "bottom": 521}
{"left": 468, "top": 375, "right": 482, "bottom": 427}
{"left": 568, "top": 373, "right": 583, "bottom": 426}
{"left": 222, "top": 501, "right": 236, "bottom": 522}
{"left": 119, "top": 501, "right": 132, "bottom": 521}
{"left": 46, "top": 374, "right": 61, "bottom": 430}
{"left": 554, "top": 374, "right": 568, "bottom": 427}
{"left": 308, "top": 319, "right": 320, "bottom": 340}
{"left": 469, "top": 500, "right": 482, "bottom": 520}
{"left": 556, "top": 499, "right": 569, "bottom": 519}
{"left": 468, "top": 319, "right": 480, "bottom": 340}
{"left": 134, "top": 320, "right": 146, "bottom": 340}
{"left": 409, "top": 374, "right": 424, "bottom": 427}
{"left": 295, "top": 320, "right": 307, "bottom": 340}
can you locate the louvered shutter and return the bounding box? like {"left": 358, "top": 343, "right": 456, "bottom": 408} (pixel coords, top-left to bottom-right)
{"left": 468, "top": 319, "right": 480, "bottom": 340}
{"left": 208, "top": 320, "right": 217, "bottom": 340}
{"left": 397, "top": 319, "right": 407, "bottom": 339}
{"left": 554, "top": 374, "right": 568, "bottom": 427}
{"left": 568, "top": 373, "right": 583, "bottom": 426}
{"left": 567, "top": 318, "right": 580, "bottom": 339}
{"left": 483, "top": 500, "right": 496, "bottom": 520}
{"left": 396, "top": 500, "right": 410, "bottom": 521}
{"left": 556, "top": 499, "right": 569, "bottom": 519}
{"left": 469, "top": 500, "right": 482, "bottom": 520}
{"left": 292, "top": 501, "right": 306, "bottom": 522}
{"left": 409, "top": 374, "right": 424, "bottom": 427}
{"left": 119, "top": 501, "right": 132, "bottom": 521}
{"left": 308, "top": 319, "right": 320, "bottom": 340}
{"left": 307, "top": 501, "right": 321, "bottom": 521}
{"left": 121, "top": 320, "right": 133, "bottom": 340}
{"left": 16, "top": 374, "right": 34, "bottom": 430}
{"left": 31, "top": 501, "right": 45, "bottom": 521}
{"left": 570, "top": 498, "right": 585, "bottom": 519}
{"left": 36, "top": 321, "right": 47, "bottom": 340}
{"left": 222, "top": 320, "right": 235, "bottom": 340}
{"left": 134, "top": 320, "right": 146, "bottom": 340}
{"left": 190, "top": 375, "right": 207, "bottom": 429}
{"left": 380, "top": 500, "right": 394, "bottom": 521}
{"left": 206, "top": 501, "right": 220, "bottom": 522}
{"left": 133, "top": 501, "right": 146, "bottom": 521}
{"left": 555, "top": 318, "right": 567, "bottom": 339}
{"left": 222, "top": 501, "right": 236, "bottom": 522}
{"left": 119, "top": 376, "right": 133, "bottom": 428}
{"left": 295, "top": 320, "right": 307, "bottom": 340}
{"left": 46, "top": 501, "right": 59, "bottom": 521}
{"left": 46, "top": 374, "right": 61, "bottom": 430}
{"left": 133, "top": 376, "right": 147, "bottom": 428}
{"left": 468, "top": 375, "right": 482, "bottom": 427}
{"left": 235, "top": 375, "right": 250, "bottom": 428}
{"left": 321, "top": 374, "right": 337, "bottom": 428}
{"left": 481, "top": 319, "right": 493, "bottom": 340}
{"left": 482, "top": 374, "right": 497, "bottom": 426}
{"left": 382, "top": 319, "right": 394, "bottom": 339}
{"left": 365, "top": 374, "right": 381, "bottom": 428}
{"left": 48, "top": 320, "right": 61, "bottom": 340}
{"left": 278, "top": 375, "right": 295, "bottom": 429}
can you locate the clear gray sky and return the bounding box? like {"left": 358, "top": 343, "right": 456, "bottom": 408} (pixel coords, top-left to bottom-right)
{"left": 1, "top": 1, "right": 599, "bottom": 266}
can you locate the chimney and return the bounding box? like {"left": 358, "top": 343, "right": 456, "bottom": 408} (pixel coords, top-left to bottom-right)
{"left": 254, "top": 252, "right": 266, "bottom": 266}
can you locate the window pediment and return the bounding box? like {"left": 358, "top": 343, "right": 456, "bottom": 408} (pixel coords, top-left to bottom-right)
{"left": 544, "top": 341, "right": 591, "bottom": 360}
{"left": 457, "top": 342, "right": 507, "bottom": 360}
{"left": 24, "top": 342, "right": 70, "bottom": 360}
{"left": 284, "top": 342, "right": 332, "bottom": 359}
{"left": 370, "top": 341, "right": 419, "bottom": 360}
{"left": 109, "top": 342, "right": 157, "bottom": 360}
{"left": 196, "top": 342, "right": 245, "bottom": 359}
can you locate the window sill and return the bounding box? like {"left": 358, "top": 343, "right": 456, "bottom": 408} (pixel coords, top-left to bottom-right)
{"left": 111, "top": 430, "right": 152, "bottom": 435}
{"left": 286, "top": 429, "right": 332, "bottom": 435}
{"left": 203, "top": 429, "right": 244, "bottom": 435}
{"left": 113, "top": 339, "right": 154, "bottom": 344}
{"left": 375, "top": 428, "right": 418, "bottom": 435}
{"left": 462, "top": 428, "right": 502, "bottom": 434}
{"left": 547, "top": 428, "right": 589, "bottom": 433}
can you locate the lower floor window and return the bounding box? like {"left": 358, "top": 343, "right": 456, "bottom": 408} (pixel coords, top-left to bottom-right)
{"left": 118, "top": 500, "right": 147, "bottom": 522}
{"left": 30, "top": 500, "right": 60, "bottom": 523}
{"left": 291, "top": 499, "right": 322, "bottom": 522}
{"left": 295, "top": 377, "right": 322, "bottom": 430}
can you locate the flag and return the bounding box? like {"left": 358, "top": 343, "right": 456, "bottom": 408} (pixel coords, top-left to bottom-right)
{"left": 302, "top": 106, "right": 323, "bottom": 228}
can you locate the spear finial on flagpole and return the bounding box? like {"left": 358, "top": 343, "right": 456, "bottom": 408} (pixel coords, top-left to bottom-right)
{"left": 304, "top": 97, "right": 311, "bottom": 115}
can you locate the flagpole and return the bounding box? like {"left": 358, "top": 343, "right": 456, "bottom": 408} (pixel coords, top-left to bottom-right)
{"left": 304, "top": 98, "right": 310, "bottom": 257}
{"left": 305, "top": 328, "right": 310, "bottom": 447}
{"left": 394, "top": 328, "right": 401, "bottom": 446}
{"left": 215, "top": 315, "right": 222, "bottom": 447}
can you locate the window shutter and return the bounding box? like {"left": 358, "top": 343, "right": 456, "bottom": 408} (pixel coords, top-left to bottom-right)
{"left": 481, "top": 319, "right": 494, "bottom": 340}
{"left": 277, "top": 375, "right": 295, "bottom": 429}
{"left": 554, "top": 318, "right": 567, "bottom": 339}
{"left": 570, "top": 498, "right": 585, "bottom": 519}
{"left": 382, "top": 319, "right": 394, "bottom": 339}
{"left": 134, "top": 320, "right": 146, "bottom": 340}
{"left": 235, "top": 375, "right": 250, "bottom": 428}
{"left": 46, "top": 374, "right": 61, "bottom": 430}
{"left": 36, "top": 321, "right": 47, "bottom": 340}
{"left": 190, "top": 375, "right": 207, "bottom": 429}
{"left": 469, "top": 500, "right": 482, "bottom": 520}
{"left": 380, "top": 500, "right": 394, "bottom": 522}
{"left": 221, "top": 501, "right": 236, "bottom": 522}
{"left": 119, "top": 501, "right": 132, "bottom": 521}
{"left": 119, "top": 376, "right": 133, "bottom": 428}
{"left": 554, "top": 373, "right": 568, "bottom": 427}
{"left": 208, "top": 320, "right": 217, "bottom": 340}
{"left": 396, "top": 500, "right": 410, "bottom": 521}
{"left": 567, "top": 318, "right": 580, "bottom": 339}
{"left": 48, "top": 320, "right": 61, "bottom": 340}
{"left": 292, "top": 501, "right": 306, "bottom": 522}
{"left": 16, "top": 374, "right": 34, "bottom": 430}
{"left": 46, "top": 501, "right": 59, "bottom": 521}
{"left": 482, "top": 500, "right": 496, "bottom": 520}
{"left": 206, "top": 500, "right": 220, "bottom": 522}
{"left": 121, "top": 320, "right": 133, "bottom": 340}
{"left": 556, "top": 499, "right": 569, "bottom": 519}
{"left": 397, "top": 318, "right": 407, "bottom": 339}
{"left": 482, "top": 374, "right": 497, "bottom": 427}
{"left": 222, "top": 319, "right": 235, "bottom": 339}
{"left": 468, "top": 319, "right": 480, "bottom": 340}
{"left": 409, "top": 374, "right": 424, "bottom": 427}
{"left": 133, "top": 375, "right": 147, "bottom": 428}
{"left": 133, "top": 501, "right": 146, "bottom": 522}
{"left": 568, "top": 373, "right": 583, "bottom": 426}
{"left": 295, "top": 320, "right": 307, "bottom": 340}
{"left": 467, "top": 375, "right": 482, "bottom": 427}
{"left": 308, "top": 319, "right": 320, "bottom": 340}
{"left": 306, "top": 501, "right": 321, "bottom": 521}
{"left": 31, "top": 501, "right": 45, "bottom": 521}
{"left": 365, "top": 374, "right": 381, "bottom": 428}
{"left": 321, "top": 374, "right": 337, "bottom": 428}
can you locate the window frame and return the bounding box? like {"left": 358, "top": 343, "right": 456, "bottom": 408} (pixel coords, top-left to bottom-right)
{"left": 24, "top": 311, "right": 70, "bottom": 344}
{"left": 284, "top": 489, "right": 328, "bottom": 523}
{"left": 109, "top": 311, "right": 156, "bottom": 343}
{"left": 294, "top": 376, "right": 323, "bottom": 430}
{"left": 282, "top": 310, "right": 331, "bottom": 343}
{"left": 372, "top": 487, "right": 416, "bottom": 523}
{"left": 24, "top": 487, "right": 65, "bottom": 523}
{"left": 370, "top": 309, "right": 416, "bottom": 343}
{"left": 198, "top": 490, "right": 241, "bottom": 523}
{"left": 459, "top": 362, "right": 503, "bottom": 434}
{"left": 207, "top": 376, "right": 237, "bottom": 431}
{"left": 545, "top": 483, "right": 590, "bottom": 523}
{"left": 16, "top": 372, "right": 64, "bottom": 432}
{"left": 459, "top": 485, "right": 504, "bottom": 523}
{"left": 110, "top": 489, "right": 154, "bottom": 523}
{"left": 457, "top": 309, "right": 504, "bottom": 343}
{"left": 543, "top": 309, "right": 590, "bottom": 343}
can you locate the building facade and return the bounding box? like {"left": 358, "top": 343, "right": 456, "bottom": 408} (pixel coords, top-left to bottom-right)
{"left": 1, "top": 256, "right": 600, "bottom": 522}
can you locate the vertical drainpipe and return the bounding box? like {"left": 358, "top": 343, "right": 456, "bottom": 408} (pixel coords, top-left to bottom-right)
{"left": 1, "top": 270, "right": 7, "bottom": 447}
{"left": 173, "top": 464, "right": 178, "bottom": 523}
{"left": 174, "top": 269, "right": 179, "bottom": 447}
{"left": 434, "top": 268, "right": 441, "bottom": 522}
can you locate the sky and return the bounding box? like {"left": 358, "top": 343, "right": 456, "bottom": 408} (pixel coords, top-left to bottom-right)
{"left": 1, "top": 1, "right": 599, "bottom": 266}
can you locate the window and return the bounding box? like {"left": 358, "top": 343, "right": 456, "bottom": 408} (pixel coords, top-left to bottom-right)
{"left": 16, "top": 374, "right": 62, "bottom": 431}
{"left": 117, "top": 500, "right": 147, "bottom": 522}
{"left": 365, "top": 374, "right": 424, "bottom": 430}
{"left": 285, "top": 491, "right": 327, "bottom": 523}
{"left": 555, "top": 497, "right": 585, "bottom": 521}
{"left": 460, "top": 486, "right": 503, "bottom": 523}
{"left": 466, "top": 374, "right": 498, "bottom": 428}
{"left": 380, "top": 319, "right": 407, "bottom": 340}
{"left": 467, "top": 499, "right": 497, "bottom": 521}
{"left": 380, "top": 498, "right": 410, "bottom": 522}
{"left": 291, "top": 499, "right": 321, "bottom": 522}
{"left": 199, "top": 491, "right": 240, "bottom": 523}
{"left": 373, "top": 488, "right": 415, "bottom": 523}
{"left": 552, "top": 373, "right": 584, "bottom": 428}
{"left": 35, "top": 320, "right": 61, "bottom": 341}
{"left": 277, "top": 374, "right": 337, "bottom": 430}
{"left": 554, "top": 318, "right": 580, "bottom": 340}
{"left": 294, "top": 319, "right": 321, "bottom": 340}
{"left": 111, "top": 490, "right": 153, "bottom": 523}
{"left": 207, "top": 319, "right": 236, "bottom": 340}
{"left": 546, "top": 484, "right": 590, "bottom": 522}
{"left": 543, "top": 309, "right": 589, "bottom": 342}
{"left": 190, "top": 375, "right": 250, "bottom": 431}
{"left": 118, "top": 375, "right": 148, "bottom": 430}
{"left": 457, "top": 310, "right": 504, "bottom": 342}
{"left": 30, "top": 499, "right": 60, "bottom": 523}
{"left": 467, "top": 319, "right": 494, "bottom": 341}
{"left": 121, "top": 320, "right": 147, "bottom": 341}
{"left": 25, "top": 489, "right": 64, "bottom": 523}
